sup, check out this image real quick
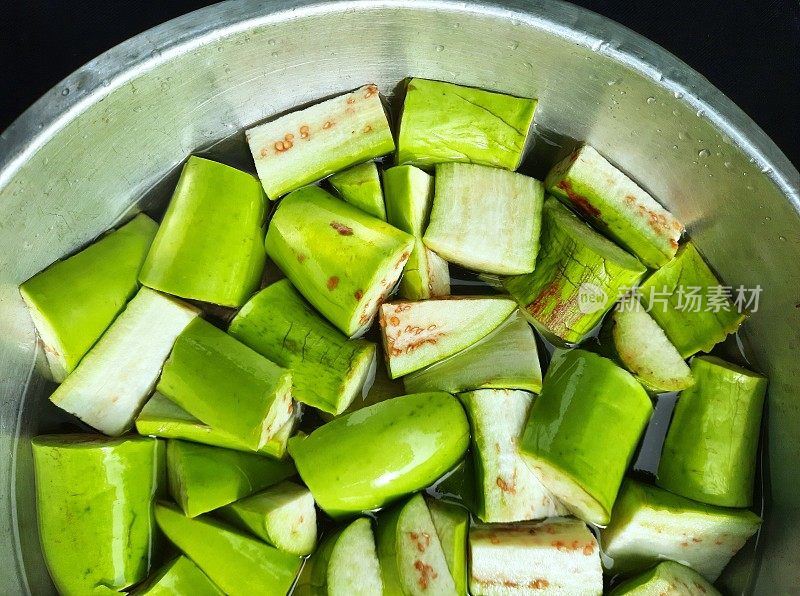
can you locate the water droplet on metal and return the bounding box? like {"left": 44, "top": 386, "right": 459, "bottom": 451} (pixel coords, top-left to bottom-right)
{"left": 522, "top": 61, "right": 533, "bottom": 70}
{"left": 696, "top": 109, "right": 705, "bottom": 117}
{"left": 698, "top": 149, "right": 710, "bottom": 158}
{"left": 779, "top": 235, "right": 787, "bottom": 241}
{"left": 673, "top": 90, "right": 682, "bottom": 99}
{"left": 453, "top": 22, "right": 461, "bottom": 29}
{"left": 271, "top": 51, "right": 279, "bottom": 58}
{"left": 724, "top": 161, "right": 732, "bottom": 168}
{"left": 268, "top": 39, "right": 276, "bottom": 46}
{"left": 672, "top": 145, "right": 678, "bottom": 150}
{"left": 435, "top": 44, "right": 444, "bottom": 52}
{"left": 646, "top": 97, "right": 656, "bottom": 104}
{"left": 607, "top": 78, "right": 621, "bottom": 86}
{"left": 61, "top": 88, "right": 70, "bottom": 96}
{"left": 678, "top": 131, "right": 687, "bottom": 141}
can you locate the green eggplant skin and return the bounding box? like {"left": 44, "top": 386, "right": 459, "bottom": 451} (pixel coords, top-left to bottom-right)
{"left": 519, "top": 350, "right": 652, "bottom": 525}
{"left": 166, "top": 440, "right": 295, "bottom": 518}
{"left": 265, "top": 185, "right": 415, "bottom": 337}
{"left": 288, "top": 392, "right": 470, "bottom": 517}
{"left": 20, "top": 213, "right": 158, "bottom": 382}
{"left": 154, "top": 502, "right": 301, "bottom": 596}
{"left": 228, "top": 279, "right": 377, "bottom": 415}
{"left": 134, "top": 556, "right": 223, "bottom": 596}
{"left": 32, "top": 434, "right": 164, "bottom": 595}
{"left": 329, "top": 161, "right": 387, "bottom": 220}
{"left": 157, "top": 317, "right": 293, "bottom": 451}
{"left": 397, "top": 78, "right": 536, "bottom": 170}
{"left": 139, "top": 155, "right": 267, "bottom": 307}
{"left": 657, "top": 355, "right": 768, "bottom": 507}
{"left": 608, "top": 561, "right": 720, "bottom": 596}
{"left": 639, "top": 243, "right": 746, "bottom": 358}
{"left": 427, "top": 498, "right": 470, "bottom": 596}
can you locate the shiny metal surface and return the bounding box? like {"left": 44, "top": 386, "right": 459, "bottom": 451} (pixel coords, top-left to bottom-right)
{"left": 0, "top": 1, "right": 797, "bottom": 593}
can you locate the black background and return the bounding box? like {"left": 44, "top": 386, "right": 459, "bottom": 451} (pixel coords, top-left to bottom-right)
{"left": 1, "top": 0, "right": 798, "bottom": 168}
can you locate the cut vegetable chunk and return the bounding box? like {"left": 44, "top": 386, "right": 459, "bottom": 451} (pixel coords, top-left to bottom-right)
{"left": 158, "top": 318, "right": 293, "bottom": 450}
{"left": 247, "top": 84, "right": 395, "bottom": 199}
{"left": 400, "top": 238, "right": 452, "bottom": 300}
{"left": 288, "top": 392, "right": 469, "bottom": 517}
{"left": 600, "top": 480, "right": 761, "bottom": 581}
{"left": 32, "top": 435, "right": 164, "bottom": 595}
{"left": 297, "top": 517, "right": 383, "bottom": 596}
{"left": 639, "top": 243, "right": 746, "bottom": 358}
{"left": 219, "top": 481, "right": 316, "bottom": 555}
{"left": 377, "top": 493, "right": 458, "bottom": 595}
{"left": 328, "top": 356, "right": 404, "bottom": 419}
{"left": 460, "top": 389, "right": 566, "bottom": 523}
{"left": 49, "top": 287, "right": 199, "bottom": 436}
{"left": 427, "top": 498, "right": 469, "bottom": 596}
{"left": 468, "top": 518, "right": 602, "bottom": 596}
{"left": 266, "top": 185, "right": 414, "bottom": 337}
{"left": 404, "top": 313, "right": 543, "bottom": 394}
{"left": 166, "top": 440, "right": 295, "bottom": 517}
{"left": 546, "top": 145, "right": 684, "bottom": 268}
{"left": 603, "top": 300, "right": 694, "bottom": 392}
{"left": 519, "top": 350, "right": 652, "bottom": 525}
{"left": 20, "top": 213, "right": 158, "bottom": 382}
{"left": 139, "top": 156, "right": 266, "bottom": 307}
{"left": 397, "top": 78, "right": 536, "bottom": 170}
{"left": 329, "top": 161, "right": 386, "bottom": 219}
{"left": 608, "top": 561, "right": 720, "bottom": 596}
{"left": 657, "top": 355, "right": 767, "bottom": 507}
{"left": 155, "top": 502, "right": 301, "bottom": 596}
{"left": 379, "top": 296, "right": 516, "bottom": 378}
{"left": 228, "top": 279, "right": 376, "bottom": 415}
{"left": 424, "top": 163, "right": 543, "bottom": 275}
{"left": 135, "top": 392, "right": 299, "bottom": 459}
{"left": 504, "top": 199, "right": 646, "bottom": 344}
{"left": 134, "top": 556, "right": 223, "bottom": 596}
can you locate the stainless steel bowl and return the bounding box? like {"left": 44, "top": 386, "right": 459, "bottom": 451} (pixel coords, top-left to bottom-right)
{"left": 1, "top": 1, "right": 798, "bottom": 593}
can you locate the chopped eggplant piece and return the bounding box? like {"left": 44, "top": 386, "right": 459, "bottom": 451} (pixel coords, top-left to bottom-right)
{"left": 329, "top": 160, "right": 387, "bottom": 220}
{"left": 426, "top": 497, "right": 469, "bottom": 595}
{"left": 608, "top": 561, "right": 720, "bottom": 596}
{"left": 134, "top": 556, "right": 223, "bottom": 596}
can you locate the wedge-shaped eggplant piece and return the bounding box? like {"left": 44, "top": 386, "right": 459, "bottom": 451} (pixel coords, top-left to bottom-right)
{"left": 639, "top": 243, "right": 746, "bottom": 358}
{"left": 158, "top": 318, "right": 293, "bottom": 450}
{"left": 427, "top": 498, "right": 469, "bottom": 596}
{"left": 139, "top": 156, "right": 266, "bottom": 307}
{"left": 247, "top": 84, "right": 394, "bottom": 199}
{"left": 468, "top": 518, "right": 602, "bottom": 596}
{"left": 602, "top": 480, "right": 761, "bottom": 581}
{"left": 519, "top": 350, "right": 652, "bottom": 525}
{"left": 219, "top": 481, "right": 316, "bottom": 555}
{"left": 136, "top": 392, "right": 299, "bottom": 459}
{"left": 404, "top": 313, "right": 542, "bottom": 394}
{"left": 608, "top": 561, "right": 720, "bottom": 596}
{"left": 383, "top": 164, "right": 450, "bottom": 300}
{"left": 155, "top": 502, "right": 301, "bottom": 596}
{"left": 546, "top": 145, "right": 684, "bottom": 268}
{"left": 228, "top": 279, "right": 376, "bottom": 415}
{"left": 504, "top": 199, "right": 646, "bottom": 344}
{"left": 266, "top": 186, "right": 414, "bottom": 337}
{"left": 657, "top": 356, "right": 767, "bottom": 507}
{"left": 377, "top": 493, "right": 458, "bottom": 596}
{"left": 327, "top": 357, "right": 404, "bottom": 419}
{"left": 296, "top": 517, "right": 383, "bottom": 596}
{"left": 49, "top": 287, "right": 199, "bottom": 435}
{"left": 32, "top": 435, "right": 164, "bottom": 595}
{"left": 424, "top": 163, "right": 543, "bottom": 275}
{"left": 602, "top": 300, "right": 694, "bottom": 392}
{"left": 135, "top": 556, "right": 223, "bottom": 596}
{"left": 460, "top": 389, "right": 566, "bottom": 523}
{"left": 397, "top": 78, "right": 536, "bottom": 170}
{"left": 329, "top": 160, "right": 387, "bottom": 220}
{"left": 288, "top": 392, "right": 469, "bottom": 517}
{"left": 379, "top": 296, "right": 516, "bottom": 378}
{"left": 166, "top": 440, "right": 295, "bottom": 517}
{"left": 20, "top": 213, "right": 157, "bottom": 382}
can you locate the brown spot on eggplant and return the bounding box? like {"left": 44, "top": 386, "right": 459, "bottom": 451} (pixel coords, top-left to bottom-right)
{"left": 413, "top": 560, "right": 437, "bottom": 589}
{"left": 582, "top": 542, "right": 595, "bottom": 556}
{"left": 330, "top": 222, "right": 353, "bottom": 236}
{"left": 296, "top": 253, "right": 306, "bottom": 263}
{"left": 496, "top": 469, "right": 517, "bottom": 494}
{"left": 408, "top": 531, "right": 431, "bottom": 552}
{"left": 557, "top": 180, "right": 601, "bottom": 218}
{"left": 503, "top": 580, "right": 519, "bottom": 587}
{"left": 299, "top": 125, "right": 310, "bottom": 139}
{"left": 323, "top": 120, "right": 335, "bottom": 129}
{"left": 259, "top": 147, "right": 269, "bottom": 158}
{"left": 389, "top": 316, "right": 400, "bottom": 326}
{"left": 346, "top": 96, "right": 356, "bottom": 105}
{"left": 364, "top": 84, "right": 378, "bottom": 98}
{"left": 529, "top": 579, "right": 550, "bottom": 589}
{"left": 327, "top": 276, "right": 339, "bottom": 290}
{"left": 488, "top": 533, "right": 500, "bottom": 544}
{"left": 274, "top": 139, "right": 293, "bottom": 152}
{"left": 354, "top": 289, "right": 364, "bottom": 300}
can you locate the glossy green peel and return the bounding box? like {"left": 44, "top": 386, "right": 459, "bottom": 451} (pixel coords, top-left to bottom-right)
{"left": 504, "top": 199, "right": 646, "bottom": 344}
{"left": 427, "top": 498, "right": 469, "bottom": 596}
{"left": 519, "top": 350, "right": 652, "bottom": 525}
{"left": 158, "top": 318, "right": 293, "bottom": 450}
{"left": 424, "top": 163, "right": 544, "bottom": 275}
{"left": 265, "top": 185, "right": 414, "bottom": 337}
{"left": 20, "top": 213, "right": 157, "bottom": 382}
{"left": 134, "top": 556, "right": 223, "bottom": 596}
{"left": 546, "top": 144, "right": 684, "bottom": 268}
{"left": 32, "top": 435, "right": 163, "bottom": 595}
{"left": 247, "top": 84, "right": 395, "bottom": 200}
{"left": 397, "top": 78, "right": 536, "bottom": 169}
{"left": 329, "top": 161, "right": 386, "bottom": 219}
{"left": 639, "top": 243, "right": 746, "bottom": 357}
{"left": 288, "top": 392, "right": 469, "bottom": 517}
{"left": 657, "top": 355, "right": 767, "bottom": 507}
{"left": 228, "top": 279, "right": 376, "bottom": 415}
{"left": 166, "top": 440, "right": 295, "bottom": 518}
{"left": 154, "top": 502, "right": 301, "bottom": 596}
{"left": 139, "top": 156, "right": 266, "bottom": 307}
{"left": 609, "top": 561, "right": 720, "bottom": 596}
